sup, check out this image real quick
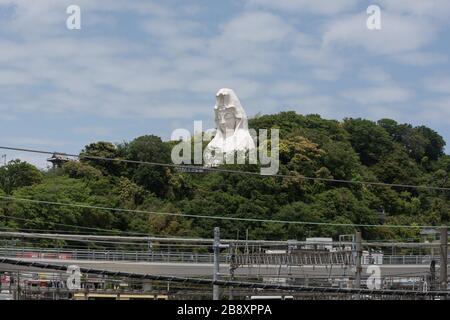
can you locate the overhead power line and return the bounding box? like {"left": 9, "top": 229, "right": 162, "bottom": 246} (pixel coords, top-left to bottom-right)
{"left": 0, "top": 213, "right": 151, "bottom": 236}
{"left": 0, "top": 231, "right": 447, "bottom": 247}
{"left": 0, "top": 145, "right": 449, "bottom": 192}
{"left": 0, "top": 258, "right": 448, "bottom": 297}
{"left": 0, "top": 194, "right": 445, "bottom": 229}
{"left": 0, "top": 226, "right": 144, "bottom": 238}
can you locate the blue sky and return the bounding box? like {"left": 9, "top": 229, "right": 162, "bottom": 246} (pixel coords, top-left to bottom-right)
{"left": 0, "top": 0, "right": 450, "bottom": 168}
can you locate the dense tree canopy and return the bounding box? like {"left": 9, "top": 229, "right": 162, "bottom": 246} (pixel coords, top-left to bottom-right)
{"left": 0, "top": 160, "right": 43, "bottom": 194}
{"left": 0, "top": 112, "right": 448, "bottom": 243}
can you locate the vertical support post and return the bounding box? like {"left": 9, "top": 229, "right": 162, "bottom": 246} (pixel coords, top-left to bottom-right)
{"left": 213, "top": 227, "right": 220, "bottom": 300}
{"left": 245, "top": 229, "right": 250, "bottom": 278}
{"left": 355, "top": 231, "right": 362, "bottom": 299}
{"left": 228, "top": 243, "right": 235, "bottom": 300}
{"left": 148, "top": 239, "right": 153, "bottom": 262}
{"left": 430, "top": 260, "right": 436, "bottom": 292}
{"left": 440, "top": 227, "right": 448, "bottom": 292}
{"left": 16, "top": 271, "right": 20, "bottom": 301}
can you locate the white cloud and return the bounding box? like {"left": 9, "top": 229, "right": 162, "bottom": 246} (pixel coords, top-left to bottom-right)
{"left": 186, "top": 77, "right": 263, "bottom": 100}
{"left": 311, "top": 68, "right": 342, "bottom": 81}
{"left": 289, "top": 35, "right": 347, "bottom": 80}
{"left": 246, "top": 0, "right": 358, "bottom": 15}
{"left": 342, "top": 86, "right": 413, "bottom": 105}
{"left": 419, "top": 98, "right": 450, "bottom": 123}
{"left": 323, "top": 12, "right": 436, "bottom": 55}
{"left": 0, "top": 137, "right": 65, "bottom": 147}
{"left": 395, "top": 52, "right": 448, "bottom": 66}
{"left": 72, "top": 126, "right": 112, "bottom": 136}
{"left": 270, "top": 82, "right": 312, "bottom": 96}
{"left": 423, "top": 76, "right": 450, "bottom": 94}
{"left": 207, "top": 11, "right": 294, "bottom": 76}
{"left": 359, "top": 66, "right": 392, "bottom": 84}
{"left": 218, "top": 11, "right": 292, "bottom": 43}
{"left": 0, "top": 69, "right": 35, "bottom": 85}
{"left": 378, "top": 0, "right": 450, "bottom": 21}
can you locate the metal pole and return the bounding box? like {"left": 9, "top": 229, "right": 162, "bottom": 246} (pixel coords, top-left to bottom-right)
{"left": 355, "top": 231, "right": 362, "bottom": 300}
{"left": 213, "top": 227, "right": 220, "bottom": 300}
{"left": 440, "top": 227, "right": 448, "bottom": 292}
{"left": 430, "top": 260, "right": 436, "bottom": 291}
{"left": 16, "top": 271, "right": 20, "bottom": 300}
{"left": 228, "top": 243, "right": 234, "bottom": 300}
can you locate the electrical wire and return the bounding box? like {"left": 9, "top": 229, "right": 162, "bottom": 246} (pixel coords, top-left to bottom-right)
{"left": 0, "top": 213, "right": 151, "bottom": 236}
{"left": 0, "top": 194, "right": 440, "bottom": 229}
{"left": 0, "top": 195, "right": 447, "bottom": 230}
{"left": 1, "top": 145, "right": 449, "bottom": 192}
{"left": 1, "top": 258, "right": 448, "bottom": 297}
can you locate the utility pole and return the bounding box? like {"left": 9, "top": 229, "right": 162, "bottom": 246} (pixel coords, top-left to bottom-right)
{"left": 213, "top": 227, "right": 220, "bottom": 300}
{"left": 440, "top": 227, "right": 448, "bottom": 292}
{"left": 355, "top": 231, "right": 362, "bottom": 300}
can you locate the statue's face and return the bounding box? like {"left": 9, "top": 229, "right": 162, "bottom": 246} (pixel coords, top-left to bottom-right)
{"left": 218, "top": 110, "right": 237, "bottom": 133}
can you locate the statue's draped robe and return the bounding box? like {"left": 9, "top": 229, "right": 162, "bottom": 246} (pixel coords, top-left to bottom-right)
{"left": 204, "top": 88, "right": 255, "bottom": 166}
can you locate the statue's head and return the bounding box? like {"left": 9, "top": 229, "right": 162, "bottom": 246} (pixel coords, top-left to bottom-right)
{"left": 214, "top": 88, "right": 247, "bottom": 135}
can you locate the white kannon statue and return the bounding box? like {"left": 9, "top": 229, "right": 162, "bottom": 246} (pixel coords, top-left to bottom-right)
{"left": 204, "top": 88, "right": 256, "bottom": 166}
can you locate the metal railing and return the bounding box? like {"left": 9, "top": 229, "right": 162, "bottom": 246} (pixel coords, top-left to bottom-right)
{"left": 0, "top": 247, "right": 224, "bottom": 263}
{"left": 0, "top": 247, "right": 446, "bottom": 265}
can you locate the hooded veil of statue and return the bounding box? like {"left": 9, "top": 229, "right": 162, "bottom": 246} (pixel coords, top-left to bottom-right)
{"left": 204, "top": 88, "right": 256, "bottom": 166}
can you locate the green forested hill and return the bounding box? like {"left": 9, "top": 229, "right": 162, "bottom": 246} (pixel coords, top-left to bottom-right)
{"left": 1, "top": 112, "right": 449, "bottom": 242}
